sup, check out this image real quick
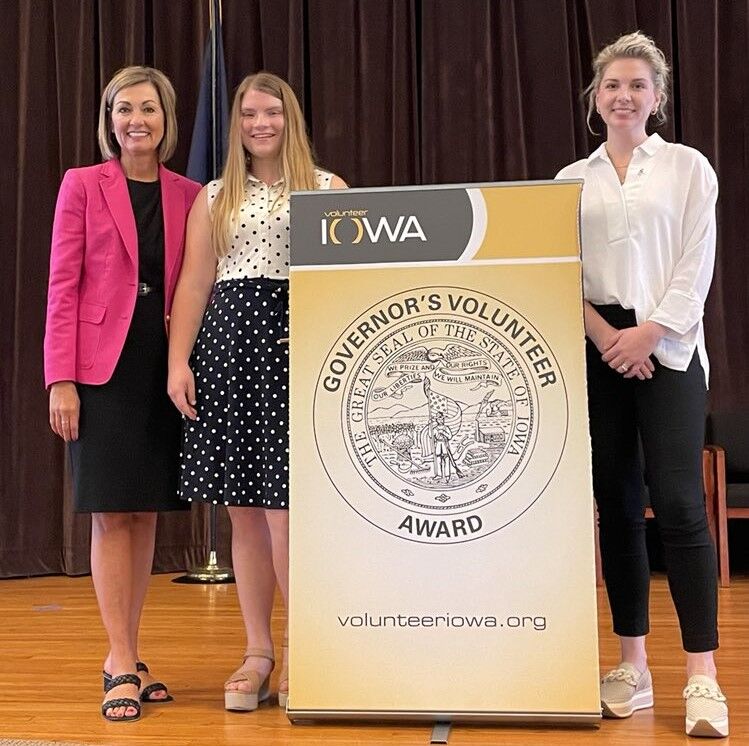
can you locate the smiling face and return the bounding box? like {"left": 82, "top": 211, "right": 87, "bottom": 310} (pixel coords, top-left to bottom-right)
{"left": 240, "top": 87, "right": 285, "bottom": 163}
{"left": 595, "top": 57, "right": 661, "bottom": 137}
{"left": 110, "top": 81, "right": 164, "bottom": 162}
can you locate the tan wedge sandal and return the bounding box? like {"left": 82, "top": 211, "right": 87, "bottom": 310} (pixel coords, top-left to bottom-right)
{"left": 224, "top": 649, "right": 275, "bottom": 711}
{"left": 278, "top": 637, "right": 288, "bottom": 708}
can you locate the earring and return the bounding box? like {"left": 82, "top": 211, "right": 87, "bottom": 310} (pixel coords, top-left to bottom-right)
{"left": 651, "top": 108, "right": 657, "bottom": 115}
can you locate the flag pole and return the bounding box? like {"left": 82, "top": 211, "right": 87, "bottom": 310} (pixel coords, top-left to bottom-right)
{"left": 210, "top": 0, "right": 217, "bottom": 179}
{"left": 174, "top": 0, "right": 233, "bottom": 584}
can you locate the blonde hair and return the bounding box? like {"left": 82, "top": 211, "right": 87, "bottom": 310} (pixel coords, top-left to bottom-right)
{"left": 584, "top": 31, "right": 670, "bottom": 134}
{"left": 98, "top": 66, "right": 177, "bottom": 162}
{"left": 211, "top": 72, "right": 317, "bottom": 257}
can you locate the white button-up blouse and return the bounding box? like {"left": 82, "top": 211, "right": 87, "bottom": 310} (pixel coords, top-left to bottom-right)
{"left": 556, "top": 133, "right": 718, "bottom": 383}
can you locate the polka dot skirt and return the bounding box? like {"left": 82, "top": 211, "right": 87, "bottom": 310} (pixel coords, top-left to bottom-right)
{"left": 180, "top": 277, "right": 289, "bottom": 508}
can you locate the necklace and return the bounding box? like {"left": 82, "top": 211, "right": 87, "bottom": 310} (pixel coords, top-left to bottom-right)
{"left": 605, "top": 147, "right": 631, "bottom": 169}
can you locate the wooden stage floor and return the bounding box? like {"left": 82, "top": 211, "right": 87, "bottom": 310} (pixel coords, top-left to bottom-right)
{"left": 0, "top": 573, "right": 746, "bottom": 745}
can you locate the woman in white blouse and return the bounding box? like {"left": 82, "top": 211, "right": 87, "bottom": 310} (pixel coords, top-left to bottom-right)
{"left": 557, "top": 32, "right": 726, "bottom": 738}
{"left": 168, "top": 72, "right": 345, "bottom": 711}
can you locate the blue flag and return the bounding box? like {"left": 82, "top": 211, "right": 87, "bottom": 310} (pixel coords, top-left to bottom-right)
{"left": 186, "top": 1, "right": 229, "bottom": 185}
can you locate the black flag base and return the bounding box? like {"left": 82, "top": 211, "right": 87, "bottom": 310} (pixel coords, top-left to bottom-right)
{"left": 172, "top": 550, "right": 235, "bottom": 584}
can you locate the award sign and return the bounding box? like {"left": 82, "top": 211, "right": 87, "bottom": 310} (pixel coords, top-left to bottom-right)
{"left": 288, "top": 181, "right": 599, "bottom": 724}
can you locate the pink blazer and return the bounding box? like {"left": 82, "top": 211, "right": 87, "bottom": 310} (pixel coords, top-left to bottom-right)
{"left": 44, "top": 159, "right": 201, "bottom": 387}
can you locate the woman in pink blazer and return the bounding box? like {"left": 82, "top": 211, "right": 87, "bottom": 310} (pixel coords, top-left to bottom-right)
{"left": 44, "top": 66, "right": 200, "bottom": 722}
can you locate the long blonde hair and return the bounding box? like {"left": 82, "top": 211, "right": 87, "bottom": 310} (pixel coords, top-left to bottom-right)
{"left": 211, "top": 72, "right": 317, "bottom": 257}
{"left": 584, "top": 31, "right": 670, "bottom": 134}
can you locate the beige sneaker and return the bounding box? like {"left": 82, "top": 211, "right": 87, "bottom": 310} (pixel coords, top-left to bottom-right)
{"left": 684, "top": 674, "right": 728, "bottom": 738}
{"left": 600, "top": 662, "right": 653, "bottom": 718}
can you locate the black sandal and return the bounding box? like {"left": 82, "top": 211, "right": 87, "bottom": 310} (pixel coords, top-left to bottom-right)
{"left": 101, "top": 672, "right": 141, "bottom": 722}
{"left": 136, "top": 661, "right": 173, "bottom": 703}
{"left": 104, "top": 661, "right": 173, "bottom": 703}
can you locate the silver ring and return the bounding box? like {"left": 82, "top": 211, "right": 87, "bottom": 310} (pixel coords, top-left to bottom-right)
{"left": 619, "top": 363, "right": 629, "bottom": 373}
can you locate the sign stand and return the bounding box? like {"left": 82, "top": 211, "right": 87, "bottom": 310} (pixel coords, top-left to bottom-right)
{"left": 431, "top": 722, "right": 452, "bottom": 743}
{"left": 288, "top": 180, "right": 600, "bottom": 727}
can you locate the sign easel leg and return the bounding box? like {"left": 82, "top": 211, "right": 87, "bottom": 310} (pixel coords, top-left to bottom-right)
{"left": 430, "top": 721, "right": 451, "bottom": 743}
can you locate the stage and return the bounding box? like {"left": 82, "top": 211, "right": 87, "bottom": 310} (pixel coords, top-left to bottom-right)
{"left": 0, "top": 573, "right": 745, "bottom": 744}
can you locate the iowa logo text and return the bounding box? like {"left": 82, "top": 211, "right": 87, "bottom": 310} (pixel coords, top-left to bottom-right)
{"left": 321, "top": 215, "right": 427, "bottom": 245}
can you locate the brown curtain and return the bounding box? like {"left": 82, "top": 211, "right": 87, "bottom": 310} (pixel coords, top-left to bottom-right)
{"left": 2, "top": 0, "right": 747, "bottom": 577}
{"left": 675, "top": 0, "right": 749, "bottom": 412}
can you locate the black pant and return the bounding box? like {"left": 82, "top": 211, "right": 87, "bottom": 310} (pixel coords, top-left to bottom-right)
{"left": 587, "top": 305, "right": 718, "bottom": 652}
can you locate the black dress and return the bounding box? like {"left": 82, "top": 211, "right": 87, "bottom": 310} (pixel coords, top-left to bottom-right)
{"left": 69, "top": 179, "right": 187, "bottom": 513}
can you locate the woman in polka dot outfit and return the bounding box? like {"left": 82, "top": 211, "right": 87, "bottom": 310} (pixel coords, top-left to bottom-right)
{"left": 168, "top": 72, "right": 345, "bottom": 712}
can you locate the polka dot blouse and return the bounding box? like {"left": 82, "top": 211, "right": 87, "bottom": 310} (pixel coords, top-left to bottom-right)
{"left": 208, "top": 169, "right": 333, "bottom": 282}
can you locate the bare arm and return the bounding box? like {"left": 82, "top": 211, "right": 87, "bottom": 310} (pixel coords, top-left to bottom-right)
{"left": 167, "top": 186, "right": 217, "bottom": 418}
{"left": 49, "top": 381, "right": 80, "bottom": 441}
